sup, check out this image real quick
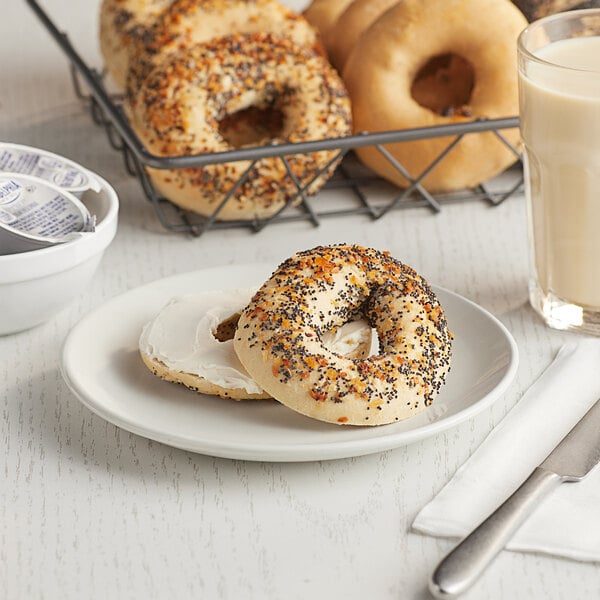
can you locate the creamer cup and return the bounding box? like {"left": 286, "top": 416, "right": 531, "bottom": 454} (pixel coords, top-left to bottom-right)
{"left": 0, "top": 142, "right": 101, "bottom": 196}
{"left": 0, "top": 174, "right": 95, "bottom": 255}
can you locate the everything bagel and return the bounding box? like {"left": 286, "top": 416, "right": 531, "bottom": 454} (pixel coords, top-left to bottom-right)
{"left": 126, "top": 0, "right": 322, "bottom": 103}
{"left": 99, "top": 0, "right": 173, "bottom": 88}
{"left": 139, "top": 288, "right": 372, "bottom": 400}
{"left": 234, "top": 245, "right": 452, "bottom": 426}
{"left": 128, "top": 33, "right": 352, "bottom": 221}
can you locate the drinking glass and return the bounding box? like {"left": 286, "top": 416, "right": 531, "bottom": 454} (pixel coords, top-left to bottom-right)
{"left": 518, "top": 9, "right": 600, "bottom": 334}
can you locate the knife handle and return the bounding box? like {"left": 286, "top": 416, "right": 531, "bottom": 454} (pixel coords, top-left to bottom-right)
{"left": 429, "top": 467, "right": 563, "bottom": 599}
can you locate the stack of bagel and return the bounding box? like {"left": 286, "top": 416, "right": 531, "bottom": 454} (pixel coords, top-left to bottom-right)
{"left": 305, "top": 0, "right": 526, "bottom": 192}
{"left": 100, "top": 0, "right": 595, "bottom": 217}
{"left": 304, "top": 0, "right": 597, "bottom": 192}
{"left": 99, "top": 0, "right": 353, "bottom": 220}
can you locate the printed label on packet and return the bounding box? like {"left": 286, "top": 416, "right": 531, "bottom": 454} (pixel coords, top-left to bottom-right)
{"left": 0, "top": 143, "right": 101, "bottom": 195}
{"left": 0, "top": 175, "right": 95, "bottom": 254}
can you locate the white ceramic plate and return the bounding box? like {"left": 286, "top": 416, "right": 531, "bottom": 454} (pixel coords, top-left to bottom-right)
{"left": 61, "top": 264, "right": 518, "bottom": 462}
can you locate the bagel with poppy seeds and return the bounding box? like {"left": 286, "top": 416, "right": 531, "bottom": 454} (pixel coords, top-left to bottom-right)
{"left": 128, "top": 32, "right": 352, "bottom": 221}
{"left": 99, "top": 0, "right": 173, "bottom": 89}
{"left": 139, "top": 288, "right": 373, "bottom": 400}
{"left": 234, "top": 245, "right": 452, "bottom": 426}
{"left": 126, "top": 0, "right": 323, "bottom": 104}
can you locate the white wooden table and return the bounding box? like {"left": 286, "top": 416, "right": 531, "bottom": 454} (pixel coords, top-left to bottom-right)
{"left": 2, "top": 2, "right": 599, "bottom": 599}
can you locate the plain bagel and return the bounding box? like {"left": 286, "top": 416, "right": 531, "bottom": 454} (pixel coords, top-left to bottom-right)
{"left": 326, "top": 0, "right": 398, "bottom": 71}
{"left": 342, "top": 0, "right": 528, "bottom": 192}
{"left": 128, "top": 33, "right": 352, "bottom": 221}
{"left": 302, "top": 0, "right": 355, "bottom": 47}
{"left": 234, "top": 245, "right": 452, "bottom": 426}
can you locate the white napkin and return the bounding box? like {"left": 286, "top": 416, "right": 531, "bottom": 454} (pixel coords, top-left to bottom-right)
{"left": 413, "top": 340, "right": 600, "bottom": 562}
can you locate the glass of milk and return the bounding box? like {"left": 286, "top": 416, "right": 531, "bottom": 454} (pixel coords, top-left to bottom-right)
{"left": 518, "top": 9, "right": 600, "bottom": 334}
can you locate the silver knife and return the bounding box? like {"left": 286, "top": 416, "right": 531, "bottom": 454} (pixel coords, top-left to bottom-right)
{"left": 429, "top": 398, "right": 600, "bottom": 599}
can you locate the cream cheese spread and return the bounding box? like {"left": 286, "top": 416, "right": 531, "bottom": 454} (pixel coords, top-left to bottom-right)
{"left": 140, "top": 288, "right": 373, "bottom": 395}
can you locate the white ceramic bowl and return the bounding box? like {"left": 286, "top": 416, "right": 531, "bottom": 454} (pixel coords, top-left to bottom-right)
{"left": 0, "top": 175, "right": 119, "bottom": 335}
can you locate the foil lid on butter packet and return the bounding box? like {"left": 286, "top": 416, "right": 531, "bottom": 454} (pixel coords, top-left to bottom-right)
{"left": 0, "top": 142, "right": 101, "bottom": 196}
{"left": 0, "top": 174, "right": 95, "bottom": 255}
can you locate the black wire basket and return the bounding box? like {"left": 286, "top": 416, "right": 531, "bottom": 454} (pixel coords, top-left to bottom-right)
{"left": 26, "top": 0, "right": 524, "bottom": 237}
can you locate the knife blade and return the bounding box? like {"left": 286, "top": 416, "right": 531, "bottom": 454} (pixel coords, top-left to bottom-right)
{"left": 539, "top": 399, "right": 600, "bottom": 480}
{"left": 429, "top": 398, "right": 600, "bottom": 599}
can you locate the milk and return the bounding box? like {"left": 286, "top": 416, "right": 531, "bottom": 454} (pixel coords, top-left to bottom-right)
{"left": 519, "top": 36, "right": 600, "bottom": 309}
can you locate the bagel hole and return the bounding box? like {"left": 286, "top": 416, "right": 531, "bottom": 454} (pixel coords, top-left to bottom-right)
{"left": 410, "top": 53, "right": 475, "bottom": 117}
{"left": 213, "top": 313, "right": 241, "bottom": 342}
{"left": 218, "top": 105, "right": 285, "bottom": 147}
